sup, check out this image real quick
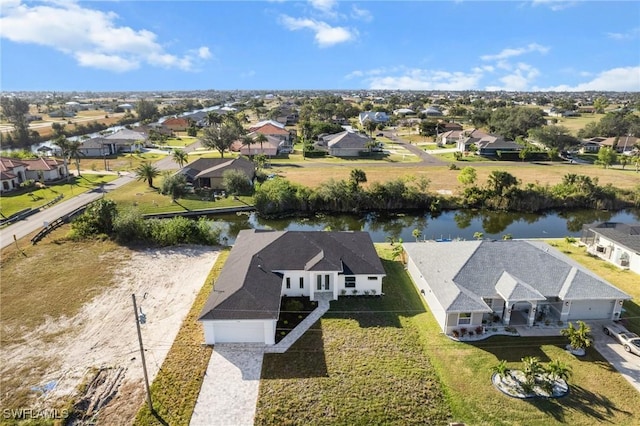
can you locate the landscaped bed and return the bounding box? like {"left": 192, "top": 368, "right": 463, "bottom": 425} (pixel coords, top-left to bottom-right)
{"left": 275, "top": 297, "right": 318, "bottom": 343}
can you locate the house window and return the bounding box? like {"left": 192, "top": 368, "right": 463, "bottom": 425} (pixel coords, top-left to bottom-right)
{"left": 345, "top": 276, "right": 356, "bottom": 288}
{"left": 299, "top": 277, "right": 304, "bottom": 289}
{"left": 367, "top": 276, "right": 378, "bottom": 280}
{"left": 286, "top": 277, "right": 291, "bottom": 289}
{"left": 458, "top": 313, "right": 472, "bottom": 325}
{"left": 596, "top": 246, "right": 605, "bottom": 253}
{"left": 317, "top": 275, "right": 322, "bottom": 290}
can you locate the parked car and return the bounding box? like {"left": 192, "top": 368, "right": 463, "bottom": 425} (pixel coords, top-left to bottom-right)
{"left": 603, "top": 323, "right": 640, "bottom": 356}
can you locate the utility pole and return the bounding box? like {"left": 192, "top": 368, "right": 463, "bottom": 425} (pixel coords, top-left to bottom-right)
{"left": 132, "top": 293, "right": 153, "bottom": 412}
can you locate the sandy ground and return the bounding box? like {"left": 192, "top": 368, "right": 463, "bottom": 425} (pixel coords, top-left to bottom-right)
{"left": 0, "top": 245, "right": 219, "bottom": 424}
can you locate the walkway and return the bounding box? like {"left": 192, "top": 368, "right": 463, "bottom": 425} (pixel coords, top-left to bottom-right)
{"left": 265, "top": 293, "right": 332, "bottom": 354}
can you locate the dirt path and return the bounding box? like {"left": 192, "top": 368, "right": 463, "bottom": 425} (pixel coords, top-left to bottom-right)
{"left": 0, "top": 245, "right": 219, "bottom": 424}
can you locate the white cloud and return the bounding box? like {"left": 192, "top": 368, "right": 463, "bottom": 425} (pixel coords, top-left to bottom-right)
{"left": 481, "top": 43, "right": 549, "bottom": 61}
{"left": 485, "top": 63, "right": 541, "bottom": 91}
{"left": 197, "top": 47, "right": 212, "bottom": 59}
{"left": 351, "top": 5, "right": 373, "bottom": 22}
{"left": 531, "top": 0, "right": 578, "bottom": 12}
{"left": 280, "top": 15, "right": 356, "bottom": 47}
{"left": 361, "top": 67, "right": 483, "bottom": 90}
{"left": 606, "top": 27, "right": 640, "bottom": 40}
{"left": 538, "top": 67, "right": 640, "bottom": 91}
{"left": 0, "top": 1, "right": 211, "bottom": 73}
{"left": 309, "top": 0, "right": 337, "bottom": 14}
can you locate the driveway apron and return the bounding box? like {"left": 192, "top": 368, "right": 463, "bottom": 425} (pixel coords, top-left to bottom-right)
{"left": 190, "top": 344, "right": 264, "bottom": 426}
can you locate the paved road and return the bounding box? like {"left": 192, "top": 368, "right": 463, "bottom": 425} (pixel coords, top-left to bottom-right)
{"left": 0, "top": 174, "right": 135, "bottom": 249}
{"left": 154, "top": 139, "right": 203, "bottom": 170}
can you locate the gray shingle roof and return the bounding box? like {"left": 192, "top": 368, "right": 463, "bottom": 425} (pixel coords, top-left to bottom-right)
{"left": 403, "top": 240, "right": 630, "bottom": 313}
{"left": 586, "top": 222, "right": 640, "bottom": 253}
{"left": 199, "top": 230, "right": 385, "bottom": 321}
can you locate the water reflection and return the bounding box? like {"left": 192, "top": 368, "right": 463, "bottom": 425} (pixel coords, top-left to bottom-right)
{"left": 209, "top": 209, "right": 640, "bottom": 245}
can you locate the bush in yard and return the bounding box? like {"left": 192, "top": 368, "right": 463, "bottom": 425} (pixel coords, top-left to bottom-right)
{"left": 69, "top": 199, "right": 118, "bottom": 239}
{"left": 147, "top": 216, "right": 219, "bottom": 246}
{"left": 160, "top": 172, "right": 187, "bottom": 200}
{"left": 113, "top": 207, "right": 149, "bottom": 243}
{"left": 283, "top": 298, "right": 304, "bottom": 313}
{"left": 222, "top": 169, "right": 253, "bottom": 196}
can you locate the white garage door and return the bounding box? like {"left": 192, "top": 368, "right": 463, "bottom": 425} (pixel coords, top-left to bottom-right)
{"left": 214, "top": 321, "right": 266, "bottom": 343}
{"left": 568, "top": 300, "right": 615, "bottom": 320}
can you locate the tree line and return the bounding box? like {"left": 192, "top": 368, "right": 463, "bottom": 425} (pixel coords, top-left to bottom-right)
{"left": 252, "top": 169, "right": 640, "bottom": 217}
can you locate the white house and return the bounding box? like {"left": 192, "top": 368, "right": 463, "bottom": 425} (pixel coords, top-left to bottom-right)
{"left": 199, "top": 230, "right": 386, "bottom": 345}
{"left": 358, "top": 111, "right": 389, "bottom": 125}
{"left": 403, "top": 240, "right": 630, "bottom": 335}
{"left": 581, "top": 222, "right": 640, "bottom": 275}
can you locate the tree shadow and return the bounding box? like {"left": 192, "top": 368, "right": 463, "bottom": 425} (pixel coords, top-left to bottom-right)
{"left": 525, "top": 384, "right": 631, "bottom": 423}
{"left": 471, "top": 336, "right": 566, "bottom": 362}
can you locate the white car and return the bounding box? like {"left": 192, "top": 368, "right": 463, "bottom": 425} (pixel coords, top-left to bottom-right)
{"left": 603, "top": 323, "right": 640, "bottom": 356}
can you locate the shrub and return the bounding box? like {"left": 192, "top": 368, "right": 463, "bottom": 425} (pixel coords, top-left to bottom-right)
{"left": 452, "top": 330, "right": 460, "bottom": 338}
{"left": 223, "top": 169, "right": 253, "bottom": 196}
{"left": 69, "top": 199, "right": 118, "bottom": 239}
{"left": 475, "top": 326, "right": 483, "bottom": 335}
{"left": 283, "top": 298, "right": 304, "bottom": 313}
{"left": 113, "top": 207, "right": 149, "bottom": 242}
{"left": 160, "top": 172, "right": 187, "bottom": 200}
{"left": 449, "top": 163, "right": 459, "bottom": 170}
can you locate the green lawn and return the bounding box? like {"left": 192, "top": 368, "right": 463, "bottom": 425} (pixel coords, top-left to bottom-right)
{"left": 255, "top": 244, "right": 640, "bottom": 426}
{"left": 105, "top": 179, "right": 253, "bottom": 214}
{"left": 0, "top": 174, "right": 117, "bottom": 217}
{"left": 435, "top": 152, "right": 498, "bottom": 162}
{"left": 162, "top": 136, "right": 198, "bottom": 148}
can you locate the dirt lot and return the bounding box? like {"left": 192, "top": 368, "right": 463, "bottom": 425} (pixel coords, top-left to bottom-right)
{"left": 0, "top": 244, "right": 219, "bottom": 424}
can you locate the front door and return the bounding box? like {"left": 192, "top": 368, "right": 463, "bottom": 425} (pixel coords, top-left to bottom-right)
{"left": 317, "top": 274, "right": 330, "bottom": 291}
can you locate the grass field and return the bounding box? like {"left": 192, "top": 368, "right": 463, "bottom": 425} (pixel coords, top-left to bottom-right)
{"left": 554, "top": 114, "right": 605, "bottom": 136}
{"left": 273, "top": 162, "right": 640, "bottom": 194}
{"left": 78, "top": 152, "right": 167, "bottom": 173}
{"left": 105, "top": 179, "right": 253, "bottom": 214}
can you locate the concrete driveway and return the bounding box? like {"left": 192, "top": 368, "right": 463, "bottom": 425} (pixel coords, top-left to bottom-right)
{"left": 190, "top": 344, "right": 264, "bottom": 426}
{"left": 591, "top": 321, "right": 640, "bottom": 393}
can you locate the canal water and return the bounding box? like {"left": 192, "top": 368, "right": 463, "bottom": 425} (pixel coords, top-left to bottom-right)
{"left": 209, "top": 208, "right": 640, "bottom": 244}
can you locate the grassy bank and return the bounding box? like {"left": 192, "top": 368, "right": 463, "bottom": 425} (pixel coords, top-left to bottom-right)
{"left": 133, "top": 249, "right": 229, "bottom": 426}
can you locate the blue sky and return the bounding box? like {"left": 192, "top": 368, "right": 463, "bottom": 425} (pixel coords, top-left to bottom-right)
{"left": 1, "top": 0, "right": 639, "bottom": 92}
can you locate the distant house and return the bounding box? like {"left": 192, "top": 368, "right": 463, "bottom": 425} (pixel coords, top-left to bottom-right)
{"left": 404, "top": 240, "right": 631, "bottom": 335}
{"left": 456, "top": 129, "right": 521, "bottom": 156}
{"left": 440, "top": 122, "right": 463, "bottom": 131}
{"left": 421, "top": 107, "right": 442, "bottom": 116}
{"left": 601, "top": 135, "right": 639, "bottom": 153}
{"left": 358, "top": 111, "right": 390, "bottom": 125}
{"left": 0, "top": 157, "right": 69, "bottom": 190}
{"left": 394, "top": 108, "right": 415, "bottom": 116}
{"left": 78, "top": 138, "right": 109, "bottom": 157}
{"left": 248, "top": 120, "right": 293, "bottom": 152}
{"left": 579, "top": 138, "right": 603, "bottom": 153}
{"left": 198, "top": 229, "right": 386, "bottom": 345}
{"left": 440, "top": 130, "right": 463, "bottom": 145}
{"left": 581, "top": 222, "right": 640, "bottom": 274}
{"left": 162, "top": 117, "right": 192, "bottom": 132}
{"left": 178, "top": 157, "right": 255, "bottom": 190}
{"left": 0, "top": 157, "right": 28, "bottom": 192}
{"left": 96, "top": 128, "right": 147, "bottom": 154}
{"left": 231, "top": 133, "right": 281, "bottom": 156}
{"left": 315, "top": 130, "right": 374, "bottom": 157}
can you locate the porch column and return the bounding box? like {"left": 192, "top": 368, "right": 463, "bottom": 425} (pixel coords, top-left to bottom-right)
{"left": 503, "top": 303, "right": 513, "bottom": 326}
{"left": 560, "top": 300, "right": 571, "bottom": 323}
{"left": 528, "top": 302, "right": 538, "bottom": 327}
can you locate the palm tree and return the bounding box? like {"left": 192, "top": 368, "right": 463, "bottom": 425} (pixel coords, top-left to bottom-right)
{"left": 241, "top": 135, "right": 255, "bottom": 155}
{"left": 52, "top": 135, "right": 71, "bottom": 181}
{"left": 254, "top": 133, "right": 268, "bottom": 155}
{"left": 491, "top": 360, "right": 509, "bottom": 379}
{"left": 546, "top": 359, "right": 571, "bottom": 382}
{"left": 561, "top": 321, "right": 592, "bottom": 354}
{"left": 522, "top": 356, "right": 544, "bottom": 386}
{"left": 391, "top": 238, "right": 405, "bottom": 263}
{"left": 66, "top": 139, "right": 84, "bottom": 176}
{"left": 473, "top": 231, "right": 484, "bottom": 240}
{"left": 364, "top": 120, "right": 377, "bottom": 136}
{"left": 135, "top": 162, "right": 160, "bottom": 188}
{"left": 172, "top": 149, "right": 188, "bottom": 168}
{"left": 412, "top": 228, "right": 422, "bottom": 242}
